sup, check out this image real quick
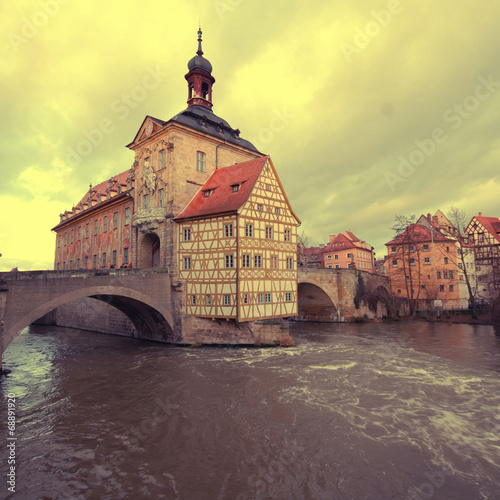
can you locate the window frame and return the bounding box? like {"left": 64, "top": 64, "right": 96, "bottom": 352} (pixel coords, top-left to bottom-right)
{"left": 196, "top": 151, "right": 206, "bottom": 172}
{"left": 159, "top": 149, "right": 166, "bottom": 169}
{"left": 225, "top": 254, "right": 234, "bottom": 268}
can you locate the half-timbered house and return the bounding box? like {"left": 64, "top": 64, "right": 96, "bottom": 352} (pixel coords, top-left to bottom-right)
{"left": 175, "top": 156, "right": 301, "bottom": 321}
{"left": 465, "top": 213, "right": 500, "bottom": 302}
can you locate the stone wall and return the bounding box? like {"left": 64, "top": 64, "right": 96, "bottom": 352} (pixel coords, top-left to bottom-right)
{"left": 297, "top": 267, "right": 391, "bottom": 321}
{"left": 181, "top": 315, "right": 290, "bottom": 345}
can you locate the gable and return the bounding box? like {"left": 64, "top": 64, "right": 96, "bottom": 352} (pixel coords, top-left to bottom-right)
{"left": 128, "top": 115, "right": 167, "bottom": 147}
{"left": 239, "top": 157, "right": 301, "bottom": 225}
{"left": 467, "top": 215, "right": 500, "bottom": 244}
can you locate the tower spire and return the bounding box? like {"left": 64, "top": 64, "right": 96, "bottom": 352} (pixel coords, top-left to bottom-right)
{"left": 197, "top": 26, "right": 203, "bottom": 56}
{"left": 185, "top": 27, "right": 215, "bottom": 110}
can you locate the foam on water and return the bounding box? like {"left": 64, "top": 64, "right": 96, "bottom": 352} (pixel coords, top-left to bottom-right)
{"left": 1, "top": 323, "right": 499, "bottom": 499}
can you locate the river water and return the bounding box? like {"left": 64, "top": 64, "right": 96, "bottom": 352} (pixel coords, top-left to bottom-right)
{"left": 1, "top": 321, "right": 500, "bottom": 500}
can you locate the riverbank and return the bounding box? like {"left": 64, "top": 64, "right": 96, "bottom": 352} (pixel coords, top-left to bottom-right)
{"left": 416, "top": 310, "right": 495, "bottom": 325}
{"left": 351, "top": 310, "right": 498, "bottom": 326}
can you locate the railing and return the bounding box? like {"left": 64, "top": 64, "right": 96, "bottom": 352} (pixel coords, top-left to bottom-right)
{"left": 0, "top": 267, "right": 170, "bottom": 280}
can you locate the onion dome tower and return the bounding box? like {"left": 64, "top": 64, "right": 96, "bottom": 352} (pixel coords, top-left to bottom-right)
{"left": 185, "top": 28, "right": 216, "bottom": 110}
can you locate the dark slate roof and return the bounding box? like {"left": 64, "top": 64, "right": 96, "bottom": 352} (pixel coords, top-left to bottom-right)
{"left": 386, "top": 224, "right": 452, "bottom": 246}
{"left": 169, "top": 105, "right": 260, "bottom": 152}
{"left": 175, "top": 156, "right": 269, "bottom": 220}
{"left": 148, "top": 115, "right": 167, "bottom": 127}
{"left": 187, "top": 54, "right": 213, "bottom": 74}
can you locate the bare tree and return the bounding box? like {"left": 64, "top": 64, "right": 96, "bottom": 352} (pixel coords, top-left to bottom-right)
{"left": 390, "top": 214, "right": 423, "bottom": 316}
{"left": 447, "top": 207, "right": 478, "bottom": 318}
{"left": 297, "top": 230, "right": 310, "bottom": 248}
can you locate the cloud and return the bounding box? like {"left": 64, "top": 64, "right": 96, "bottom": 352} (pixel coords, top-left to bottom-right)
{"left": 1, "top": 0, "right": 499, "bottom": 269}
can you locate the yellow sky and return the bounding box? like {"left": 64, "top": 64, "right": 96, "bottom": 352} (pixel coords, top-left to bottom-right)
{"left": 1, "top": 0, "right": 500, "bottom": 270}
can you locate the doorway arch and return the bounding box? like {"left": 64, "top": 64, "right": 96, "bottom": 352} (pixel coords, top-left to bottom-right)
{"left": 139, "top": 233, "right": 160, "bottom": 268}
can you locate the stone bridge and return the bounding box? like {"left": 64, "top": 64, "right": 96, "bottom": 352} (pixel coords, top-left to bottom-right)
{"left": 297, "top": 267, "right": 391, "bottom": 322}
{"left": 0, "top": 267, "right": 391, "bottom": 367}
{"left": 0, "top": 268, "right": 178, "bottom": 368}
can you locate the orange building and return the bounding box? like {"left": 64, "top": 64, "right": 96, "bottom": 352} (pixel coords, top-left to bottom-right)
{"left": 385, "top": 215, "right": 475, "bottom": 310}
{"left": 322, "top": 232, "right": 375, "bottom": 272}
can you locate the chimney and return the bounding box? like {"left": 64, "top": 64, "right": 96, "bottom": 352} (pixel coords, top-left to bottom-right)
{"left": 478, "top": 212, "right": 482, "bottom": 216}
{"left": 427, "top": 213, "right": 431, "bottom": 220}
{"left": 328, "top": 234, "right": 335, "bottom": 243}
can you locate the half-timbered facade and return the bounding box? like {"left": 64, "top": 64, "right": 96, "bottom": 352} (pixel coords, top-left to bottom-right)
{"left": 175, "top": 156, "right": 300, "bottom": 321}
{"left": 465, "top": 213, "right": 500, "bottom": 302}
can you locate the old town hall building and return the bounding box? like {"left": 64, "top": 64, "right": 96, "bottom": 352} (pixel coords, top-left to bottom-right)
{"left": 52, "top": 29, "right": 300, "bottom": 326}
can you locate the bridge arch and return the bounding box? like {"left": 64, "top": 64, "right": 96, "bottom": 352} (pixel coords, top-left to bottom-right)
{"left": 296, "top": 280, "right": 339, "bottom": 322}
{"left": 4, "top": 285, "right": 175, "bottom": 359}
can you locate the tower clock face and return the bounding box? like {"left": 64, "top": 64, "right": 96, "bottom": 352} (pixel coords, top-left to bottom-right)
{"left": 146, "top": 123, "right": 153, "bottom": 136}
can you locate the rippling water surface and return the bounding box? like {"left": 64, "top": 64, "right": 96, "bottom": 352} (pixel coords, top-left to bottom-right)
{"left": 1, "top": 321, "right": 500, "bottom": 499}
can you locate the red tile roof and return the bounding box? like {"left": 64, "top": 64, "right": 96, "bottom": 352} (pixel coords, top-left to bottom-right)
{"left": 344, "top": 231, "right": 360, "bottom": 242}
{"left": 175, "top": 156, "right": 269, "bottom": 220}
{"left": 323, "top": 233, "right": 358, "bottom": 252}
{"left": 299, "top": 245, "right": 323, "bottom": 266}
{"left": 386, "top": 223, "right": 452, "bottom": 246}
{"left": 474, "top": 215, "right": 500, "bottom": 243}
{"left": 76, "top": 169, "right": 132, "bottom": 209}
{"left": 52, "top": 169, "right": 133, "bottom": 230}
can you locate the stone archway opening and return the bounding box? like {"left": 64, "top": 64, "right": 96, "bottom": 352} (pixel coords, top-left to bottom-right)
{"left": 296, "top": 283, "right": 338, "bottom": 322}
{"left": 139, "top": 233, "right": 160, "bottom": 268}
{"left": 28, "top": 294, "right": 174, "bottom": 344}
{"left": 90, "top": 294, "right": 173, "bottom": 342}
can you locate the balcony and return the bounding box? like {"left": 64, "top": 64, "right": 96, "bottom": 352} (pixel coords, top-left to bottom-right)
{"left": 133, "top": 207, "right": 168, "bottom": 233}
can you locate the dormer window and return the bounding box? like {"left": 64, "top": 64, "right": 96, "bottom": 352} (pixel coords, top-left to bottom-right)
{"left": 204, "top": 189, "right": 212, "bottom": 197}
{"left": 232, "top": 184, "right": 240, "bottom": 193}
